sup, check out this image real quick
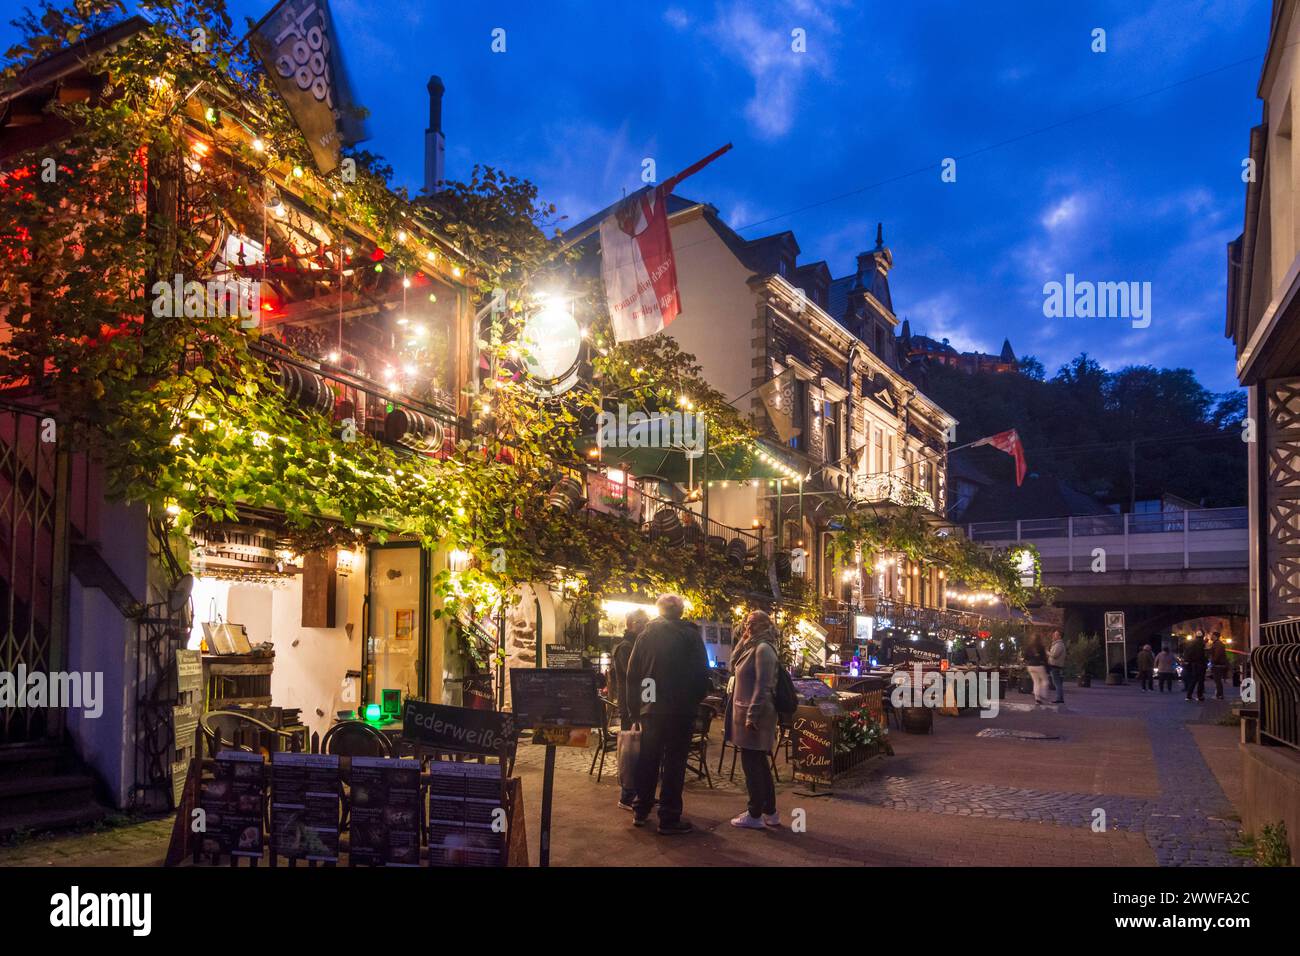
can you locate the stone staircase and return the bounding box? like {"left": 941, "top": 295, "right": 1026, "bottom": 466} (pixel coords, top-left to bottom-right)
{"left": 0, "top": 741, "right": 107, "bottom": 838}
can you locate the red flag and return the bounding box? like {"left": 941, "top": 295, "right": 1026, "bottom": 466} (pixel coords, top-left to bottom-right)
{"left": 971, "top": 429, "right": 1027, "bottom": 486}
{"left": 599, "top": 144, "right": 732, "bottom": 343}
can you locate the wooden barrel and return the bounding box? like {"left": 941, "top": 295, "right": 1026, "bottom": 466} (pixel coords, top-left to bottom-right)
{"left": 649, "top": 508, "right": 684, "bottom": 545}
{"left": 706, "top": 534, "right": 726, "bottom": 555}
{"left": 546, "top": 476, "right": 583, "bottom": 512}
{"left": 384, "top": 408, "right": 445, "bottom": 453}
{"left": 725, "top": 538, "right": 748, "bottom": 567}
{"left": 275, "top": 361, "right": 334, "bottom": 416}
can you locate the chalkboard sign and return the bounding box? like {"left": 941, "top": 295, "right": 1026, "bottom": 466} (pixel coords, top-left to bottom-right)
{"left": 427, "top": 762, "right": 505, "bottom": 867}
{"left": 888, "top": 637, "right": 946, "bottom": 665}
{"left": 401, "top": 699, "right": 516, "bottom": 756}
{"left": 271, "top": 752, "right": 341, "bottom": 863}
{"left": 545, "top": 645, "right": 585, "bottom": 669}
{"left": 509, "top": 668, "right": 602, "bottom": 728}
{"left": 792, "top": 705, "right": 833, "bottom": 784}
{"left": 348, "top": 757, "right": 421, "bottom": 866}
{"left": 200, "top": 750, "right": 266, "bottom": 858}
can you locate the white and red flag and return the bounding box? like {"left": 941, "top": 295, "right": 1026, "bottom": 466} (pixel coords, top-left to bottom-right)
{"left": 970, "top": 429, "right": 1027, "bottom": 486}
{"left": 599, "top": 144, "right": 732, "bottom": 343}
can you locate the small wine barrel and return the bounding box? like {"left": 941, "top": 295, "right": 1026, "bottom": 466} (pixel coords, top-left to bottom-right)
{"left": 649, "top": 508, "right": 684, "bottom": 545}
{"left": 546, "top": 476, "right": 584, "bottom": 512}
{"left": 725, "top": 538, "right": 748, "bottom": 567}
{"left": 275, "top": 361, "right": 334, "bottom": 416}
{"left": 773, "top": 550, "right": 792, "bottom": 580}
{"left": 384, "top": 408, "right": 445, "bottom": 453}
{"left": 706, "top": 534, "right": 726, "bottom": 554}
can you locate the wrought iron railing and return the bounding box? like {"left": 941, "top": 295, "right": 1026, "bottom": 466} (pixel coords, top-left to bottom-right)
{"left": 1257, "top": 618, "right": 1300, "bottom": 751}
{"left": 852, "top": 473, "right": 936, "bottom": 511}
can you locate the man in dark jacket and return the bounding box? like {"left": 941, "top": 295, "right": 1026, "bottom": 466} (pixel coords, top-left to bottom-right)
{"left": 610, "top": 609, "right": 649, "bottom": 809}
{"left": 1208, "top": 632, "right": 1230, "bottom": 700}
{"left": 1183, "top": 634, "right": 1207, "bottom": 702}
{"left": 625, "top": 594, "right": 711, "bottom": 835}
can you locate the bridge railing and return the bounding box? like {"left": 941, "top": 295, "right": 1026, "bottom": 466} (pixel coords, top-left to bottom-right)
{"left": 965, "top": 506, "right": 1247, "bottom": 572}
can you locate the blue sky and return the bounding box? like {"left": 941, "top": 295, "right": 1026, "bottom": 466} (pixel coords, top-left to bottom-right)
{"left": 3, "top": 0, "right": 1271, "bottom": 393}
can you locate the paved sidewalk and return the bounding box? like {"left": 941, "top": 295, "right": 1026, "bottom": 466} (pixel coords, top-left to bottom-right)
{"left": 0, "top": 678, "right": 1248, "bottom": 867}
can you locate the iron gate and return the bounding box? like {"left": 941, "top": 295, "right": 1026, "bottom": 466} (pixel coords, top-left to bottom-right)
{"left": 0, "top": 401, "right": 70, "bottom": 745}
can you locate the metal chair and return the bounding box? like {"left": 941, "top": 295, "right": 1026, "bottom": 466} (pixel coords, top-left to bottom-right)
{"left": 200, "top": 710, "right": 297, "bottom": 757}
{"left": 686, "top": 702, "right": 715, "bottom": 788}
{"left": 588, "top": 698, "right": 619, "bottom": 782}
{"left": 321, "top": 720, "right": 392, "bottom": 758}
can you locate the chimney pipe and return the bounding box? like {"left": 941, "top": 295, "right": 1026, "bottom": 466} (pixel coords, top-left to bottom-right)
{"left": 424, "top": 75, "right": 446, "bottom": 194}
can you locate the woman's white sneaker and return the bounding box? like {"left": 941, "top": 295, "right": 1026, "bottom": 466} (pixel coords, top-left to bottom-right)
{"left": 762, "top": 812, "right": 781, "bottom": 828}
{"left": 730, "top": 812, "right": 765, "bottom": 829}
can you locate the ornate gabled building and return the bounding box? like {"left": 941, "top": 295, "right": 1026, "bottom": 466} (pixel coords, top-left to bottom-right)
{"left": 1225, "top": 0, "right": 1300, "bottom": 861}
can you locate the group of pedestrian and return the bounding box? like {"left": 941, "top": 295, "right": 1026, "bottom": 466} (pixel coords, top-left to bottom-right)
{"left": 608, "top": 594, "right": 783, "bottom": 835}
{"left": 1023, "top": 630, "right": 1066, "bottom": 705}
{"left": 1133, "top": 630, "right": 1231, "bottom": 701}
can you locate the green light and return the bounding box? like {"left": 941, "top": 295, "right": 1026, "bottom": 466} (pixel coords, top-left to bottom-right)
{"left": 364, "top": 703, "right": 382, "bottom": 722}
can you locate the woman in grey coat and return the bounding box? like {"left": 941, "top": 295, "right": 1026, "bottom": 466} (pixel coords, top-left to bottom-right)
{"left": 729, "top": 610, "right": 780, "bottom": 829}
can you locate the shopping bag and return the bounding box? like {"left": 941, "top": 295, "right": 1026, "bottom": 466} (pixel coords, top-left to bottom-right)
{"left": 617, "top": 725, "right": 641, "bottom": 793}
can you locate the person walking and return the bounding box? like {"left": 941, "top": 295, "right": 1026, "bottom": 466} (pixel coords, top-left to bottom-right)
{"left": 1183, "top": 634, "right": 1207, "bottom": 702}
{"left": 1046, "top": 630, "right": 1067, "bottom": 704}
{"left": 1136, "top": 644, "right": 1155, "bottom": 692}
{"left": 729, "top": 610, "right": 780, "bottom": 830}
{"left": 1023, "top": 632, "right": 1051, "bottom": 705}
{"left": 625, "top": 594, "right": 711, "bottom": 835}
{"left": 610, "top": 608, "right": 649, "bottom": 810}
{"left": 1155, "top": 645, "right": 1177, "bottom": 692}
{"left": 1209, "top": 631, "right": 1230, "bottom": 701}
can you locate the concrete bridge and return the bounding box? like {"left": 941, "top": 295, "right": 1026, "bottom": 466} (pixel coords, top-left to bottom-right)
{"left": 964, "top": 508, "right": 1248, "bottom": 648}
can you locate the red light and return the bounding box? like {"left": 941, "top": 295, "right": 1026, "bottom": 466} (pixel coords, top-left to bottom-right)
{"left": 261, "top": 302, "right": 274, "bottom": 312}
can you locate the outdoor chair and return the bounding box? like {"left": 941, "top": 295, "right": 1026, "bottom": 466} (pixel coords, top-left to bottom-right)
{"left": 686, "top": 702, "right": 715, "bottom": 788}
{"left": 588, "top": 698, "right": 620, "bottom": 782}
{"left": 321, "top": 720, "right": 392, "bottom": 758}
{"left": 200, "top": 710, "right": 297, "bottom": 757}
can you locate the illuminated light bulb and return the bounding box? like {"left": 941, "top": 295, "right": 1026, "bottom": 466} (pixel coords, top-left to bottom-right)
{"left": 428, "top": 293, "right": 437, "bottom": 303}
{"left": 292, "top": 166, "right": 303, "bottom": 178}
{"left": 191, "top": 140, "right": 208, "bottom": 156}
{"left": 452, "top": 265, "right": 462, "bottom": 277}
{"left": 327, "top": 351, "right": 340, "bottom": 363}
{"left": 252, "top": 138, "right": 265, "bottom": 152}
{"left": 344, "top": 246, "right": 353, "bottom": 256}
{"left": 404, "top": 364, "right": 417, "bottom": 377}
{"left": 403, "top": 277, "right": 411, "bottom": 288}
{"left": 396, "top": 316, "right": 409, "bottom": 326}
{"left": 397, "top": 230, "right": 407, "bottom": 242}
{"left": 426, "top": 251, "right": 436, "bottom": 262}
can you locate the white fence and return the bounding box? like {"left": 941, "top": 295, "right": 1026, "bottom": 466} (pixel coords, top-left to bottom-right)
{"left": 964, "top": 507, "right": 1248, "bottom": 572}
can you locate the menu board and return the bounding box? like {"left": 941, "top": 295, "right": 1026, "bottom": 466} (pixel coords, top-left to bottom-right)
{"left": 509, "top": 668, "right": 602, "bottom": 728}
{"left": 401, "top": 699, "right": 516, "bottom": 757}
{"left": 544, "top": 645, "right": 585, "bottom": 669}
{"left": 348, "top": 757, "right": 421, "bottom": 866}
{"left": 427, "top": 762, "right": 505, "bottom": 867}
{"left": 170, "top": 649, "right": 203, "bottom": 807}
{"left": 199, "top": 750, "right": 266, "bottom": 858}
{"left": 271, "top": 752, "right": 341, "bottom": 863}
{"left": 792, "top": 705, "right": 833, "bottom": 784}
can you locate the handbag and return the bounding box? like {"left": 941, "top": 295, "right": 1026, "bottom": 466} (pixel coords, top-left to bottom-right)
{"left": 617, "top": 724, "right": 641, "bottom": 793}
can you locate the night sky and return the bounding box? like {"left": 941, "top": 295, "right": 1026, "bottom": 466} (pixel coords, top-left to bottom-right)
{"left": 2, "top": 0, "right": 1271, "bottom": 393}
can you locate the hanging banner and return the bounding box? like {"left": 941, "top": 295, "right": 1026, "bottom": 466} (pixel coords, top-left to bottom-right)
{"left": 251, "top": 0, "right": 369, "bottom": 175}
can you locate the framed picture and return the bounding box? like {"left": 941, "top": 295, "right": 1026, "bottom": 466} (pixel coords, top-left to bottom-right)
{"left": 394, "top": 608, "right": 415, "bottom": 641}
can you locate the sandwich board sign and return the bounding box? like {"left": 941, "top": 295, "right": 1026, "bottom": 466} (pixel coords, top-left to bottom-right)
{"left": 1104, "top": 611, "right": 1126, "bottom": 683}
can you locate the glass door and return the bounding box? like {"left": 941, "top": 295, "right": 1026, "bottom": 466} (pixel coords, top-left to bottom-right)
{"left": 363, "top": 542, "right": 427, "bottom": 711}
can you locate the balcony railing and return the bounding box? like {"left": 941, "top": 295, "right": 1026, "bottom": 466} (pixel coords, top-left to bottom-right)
{"left": 852, "top": 473, "right": 936, "bottom": 511}
{"left": 1257, "top": 618, "right": 1300, "bottom": 751}
{"left": 965, "top": 507, "right": 1248, "bottom": 572}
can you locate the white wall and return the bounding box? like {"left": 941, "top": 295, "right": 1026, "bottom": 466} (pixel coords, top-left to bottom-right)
{"left": 66, "top": 499, "right": 150, "bottom": 809}
{"left": 194, "top": 553, "right": 367, "bottom": 745}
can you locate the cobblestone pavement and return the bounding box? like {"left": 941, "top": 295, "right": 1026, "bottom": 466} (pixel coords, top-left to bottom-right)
{"left": 834, "top": 684, "right": 1250, "bottom": 867}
